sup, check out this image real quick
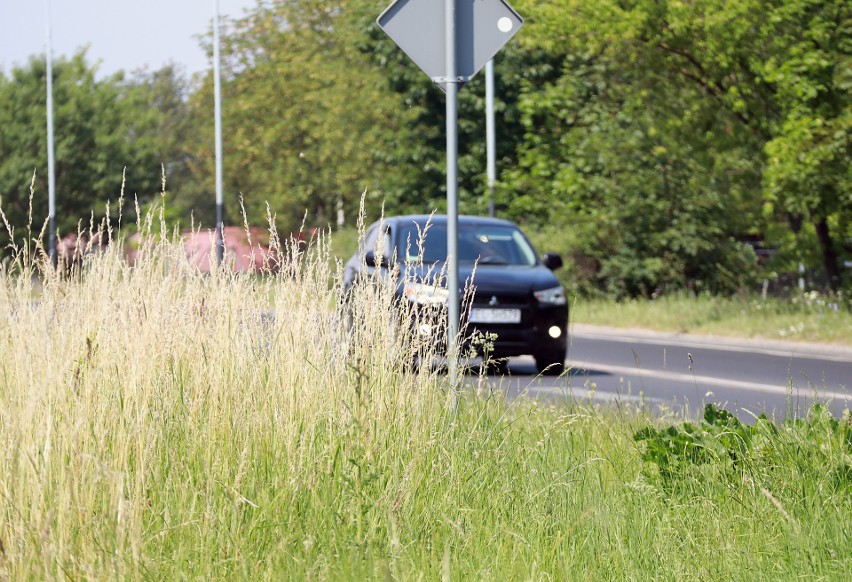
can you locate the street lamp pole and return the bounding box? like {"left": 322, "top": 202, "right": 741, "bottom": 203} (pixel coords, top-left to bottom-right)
{"left": 45, "top": 0, "right": 56, "bottom": 264}
{"left": 485, "top": 59, "right": 496, "bottom": 218}
{"left": 213, "top": 0, "right": 224, "bottom": 264}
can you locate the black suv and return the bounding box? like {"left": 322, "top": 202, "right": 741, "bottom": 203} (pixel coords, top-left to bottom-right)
{"left": 343, "top": 215, "right": 568, "bottom": 373}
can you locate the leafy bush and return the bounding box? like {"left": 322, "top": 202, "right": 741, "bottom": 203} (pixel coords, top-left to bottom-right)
{"left": 635, "top": 403, "right": 852, "bottom": 493}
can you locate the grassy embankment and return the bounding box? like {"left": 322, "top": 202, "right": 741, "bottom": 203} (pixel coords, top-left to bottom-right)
{"left": 573, "top": 294, "right": 852, "bottom": 346}
{"left": 1, "top": 216, "right": 850, "bottom": 579}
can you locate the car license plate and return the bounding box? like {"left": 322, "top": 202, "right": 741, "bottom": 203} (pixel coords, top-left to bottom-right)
{"left": 470, "top": 308, "right": 521, "bottom": 324}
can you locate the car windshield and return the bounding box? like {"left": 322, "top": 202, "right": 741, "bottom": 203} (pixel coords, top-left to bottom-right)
{"left": 397, "top": 221, "right": 538, "bottom": 266}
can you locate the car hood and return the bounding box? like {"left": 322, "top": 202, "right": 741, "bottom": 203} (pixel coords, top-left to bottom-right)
{"left": 398, "top": 262, "right": 560, "bottom": 296}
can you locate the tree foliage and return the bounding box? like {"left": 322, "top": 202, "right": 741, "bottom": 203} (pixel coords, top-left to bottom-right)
{"left": 506, "top": 0, "right": 849, "bottom": 292}
{"left": 0, "top": 0, "right": 848, "bottom": 294}
{"left": 0, "top": 52, "right": 187, "bottom": 247}
{"left": 181, "top": 0, "right": 413, "bottom": 232}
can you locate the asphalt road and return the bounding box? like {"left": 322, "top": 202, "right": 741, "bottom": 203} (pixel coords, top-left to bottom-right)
{"left": 470, "top": 325, "right": 852, "bottom": 421}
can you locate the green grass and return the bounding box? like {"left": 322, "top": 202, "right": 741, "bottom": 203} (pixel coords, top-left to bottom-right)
{"left": 572, "top": 293, "right": 852, "bottom": 345}
{"left": 0, "top": 215, "right": 850, "bottom": 579}
{"left": 329, "top": 225, "right": 361, "bottom": 264}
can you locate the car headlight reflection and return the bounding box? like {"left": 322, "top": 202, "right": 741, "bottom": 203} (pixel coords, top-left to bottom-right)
{"left": 534, "top": 285, "right": 567, "bottom": 306}
{"left": 404, "top": 283, "right": 449, "bottom": 306}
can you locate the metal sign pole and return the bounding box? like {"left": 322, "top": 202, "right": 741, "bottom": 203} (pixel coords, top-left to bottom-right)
{"left": 376, "top": 0, "right": 523, "bottom": 409}
{"left": 445, "top": 0, "right": 460, "bottom": 402}
{"left": 45, "top": 0, "right": 56, "bottom": 265}
{"left": 213, "top": 0, "right": 225, "bottom": 264}
{"left": 486, "top": 59, "right": 496, "bottom": 218}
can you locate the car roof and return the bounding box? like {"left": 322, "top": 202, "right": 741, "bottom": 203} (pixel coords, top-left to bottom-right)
{"left": 374, "top": 214, "right": 519, "bottom": 228}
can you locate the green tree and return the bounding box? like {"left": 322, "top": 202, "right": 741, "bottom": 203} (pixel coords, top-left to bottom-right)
{"left": 125, "top": 64, "right": 196, "bottom": 205}
{"left": 621, "top": 0, "right": 847, "bottom": 287}
{"left": 0, "top": 52, "right": 186, "bottom": 247}
{"left": 496, "top": 1, "right": 763, "bottom": 295}
{"left": 504, "top": 0, "right": 850, "bottom": 293}
{"left": 760, "top": 0, "right": 851, "bottom": 287}
{"left": 182, "top": 0, "right": 414, "bottom": 233}
{"left": 505, "top": 51, "right": 760, "bottom": 296}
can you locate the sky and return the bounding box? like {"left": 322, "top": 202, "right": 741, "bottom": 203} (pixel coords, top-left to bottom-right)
{"left": 0, "top": 0, "right": 258, "bottom": 79}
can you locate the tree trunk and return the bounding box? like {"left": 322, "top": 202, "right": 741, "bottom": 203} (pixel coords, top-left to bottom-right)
{"left": 814, "top": 217, "right": 841, "bottom": 291}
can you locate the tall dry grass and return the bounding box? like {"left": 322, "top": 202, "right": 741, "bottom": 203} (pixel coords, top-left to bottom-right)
{"left": 0, "top": 202, "right": 455, "bottom": 578}
{"left": 1, "top": 201, "right": 849, "bottom": 579}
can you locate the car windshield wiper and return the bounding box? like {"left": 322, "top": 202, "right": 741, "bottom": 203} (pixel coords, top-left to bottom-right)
{"left": 477, "top": 256, "right": 509, "bottom": 265}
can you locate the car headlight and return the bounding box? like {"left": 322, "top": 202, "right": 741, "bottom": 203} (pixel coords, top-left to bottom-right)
{"left": 403, "top": 283, "right": 449, "bottom": 306}
{"left": 534, "top": 285, "right": 566, "bottom": 305}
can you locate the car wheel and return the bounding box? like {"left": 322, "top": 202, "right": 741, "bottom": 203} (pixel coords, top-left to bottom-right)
{"left": 534, "top": 350, "right": 565, "bottom": 376}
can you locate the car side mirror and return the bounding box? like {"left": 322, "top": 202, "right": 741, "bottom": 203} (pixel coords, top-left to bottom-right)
{"left": 365, "top": 250, "right": 390, "bottom": 268}
{"left": 542, "top": 253, "right": 563, "bottom": 271}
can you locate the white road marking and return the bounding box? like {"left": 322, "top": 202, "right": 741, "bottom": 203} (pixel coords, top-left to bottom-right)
{"left": 524, "top": 384, "right": 665, "bottom": 404}
{"left": 566, "top": 360, "right": 850, "bottom": 401}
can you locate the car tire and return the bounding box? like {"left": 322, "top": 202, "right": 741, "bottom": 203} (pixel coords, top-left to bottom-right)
{"left": 534, "top": 350, "right": 566, "bottom": 376}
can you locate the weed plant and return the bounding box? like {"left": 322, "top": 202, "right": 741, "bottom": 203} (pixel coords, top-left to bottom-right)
{"left": 0, "top": 202, "right": 850, "bottom": 579}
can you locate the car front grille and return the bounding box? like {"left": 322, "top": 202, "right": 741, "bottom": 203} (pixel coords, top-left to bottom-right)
{"left": 469, "top": 292, "right": 530, "bottom": 308}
